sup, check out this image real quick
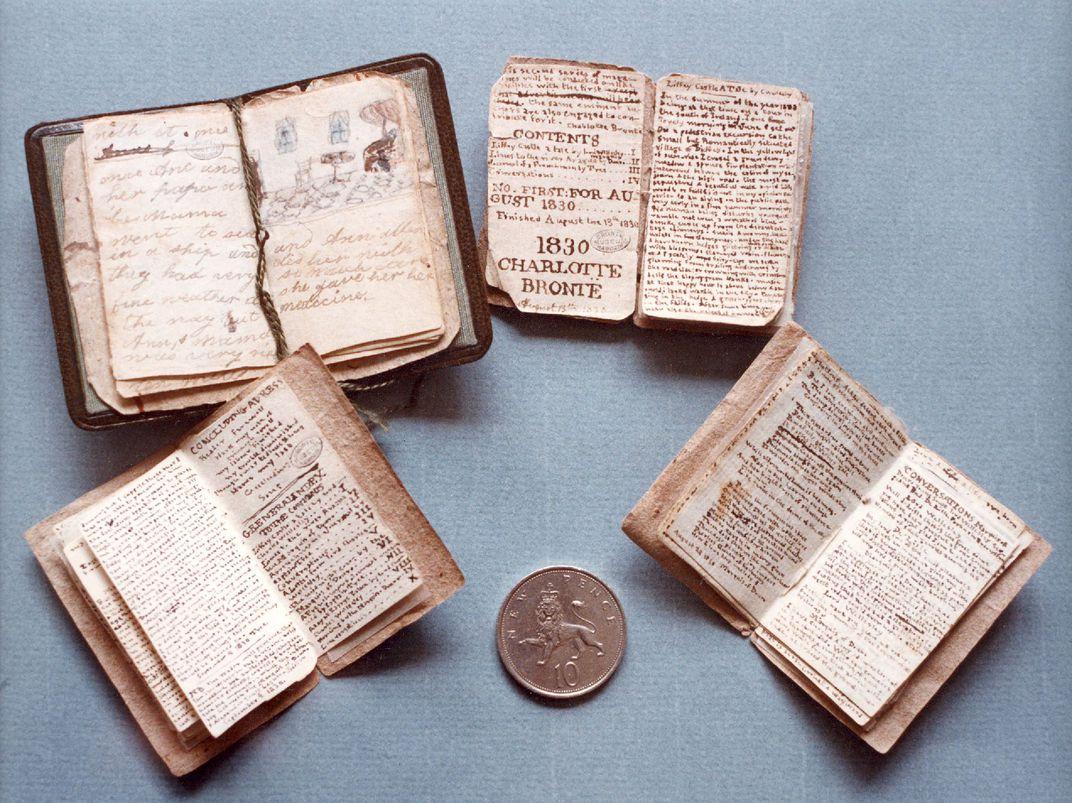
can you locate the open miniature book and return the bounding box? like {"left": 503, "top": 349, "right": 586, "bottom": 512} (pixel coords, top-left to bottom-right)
{"left": 24, "top": 346, "right": 464, "bottom": 775}
{"left": 25, "top": 56, "right": 491, "bottom": 428}
{"left": 623, "top": 323, "right": 1050, "bottom": 751}
{"left": 481, "top": 57, "right": 812, "bottom": 331}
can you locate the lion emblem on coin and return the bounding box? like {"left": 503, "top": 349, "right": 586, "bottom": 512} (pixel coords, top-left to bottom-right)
{"left": 519, "top": 583, "right": 605, "bottom": 666}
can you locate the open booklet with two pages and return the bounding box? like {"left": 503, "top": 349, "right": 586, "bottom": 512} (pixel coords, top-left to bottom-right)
{"left": 481, "top": 57, "right": 813, "bottom": 332}
{"left": 623, "top": 323, "right": 1050, "bottom": 751}
{"left": 24, "top": 346, "right": 464, "bottom": 776}
{"left": 25, "top": 55, "right": 491, "bottom": 429}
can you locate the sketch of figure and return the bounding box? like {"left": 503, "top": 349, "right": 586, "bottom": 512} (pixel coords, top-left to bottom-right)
{"left": 358, "top": 99, "right": 403, "bottom": 172}
{"left": 363, "top": 130, "right": 397, "bottom": 172}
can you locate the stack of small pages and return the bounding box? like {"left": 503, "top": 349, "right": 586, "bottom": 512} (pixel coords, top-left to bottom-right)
{"left": 21, "top": 51, "right": 1052, "bottom": 769}
{"left": 25, "top": 348, "right": 463, "bottom": 775}
{"left": 624, "top": 323, "right": 1050, "bottom": 750}
{"left": 58, "top": 70, "right": 460, "bottom": 415}
{"left": 482, "top": 57, "right": 812, "bottom": 331}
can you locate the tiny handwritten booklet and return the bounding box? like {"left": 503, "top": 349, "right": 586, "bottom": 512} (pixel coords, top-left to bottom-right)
{"left": 25, "top": 56, "right": 490, "bottom": 428}
{"left": 623, "top": 323, "right": 1050, "bottom": 751}
{"left": 24, "top": 346, "right": 464, "bottom": 775}
{"left": 482, "top": 57, "right": 813, "bottom": 332}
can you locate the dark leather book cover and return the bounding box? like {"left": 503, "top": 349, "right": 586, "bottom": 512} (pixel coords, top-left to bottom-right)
{"left": 25, "top": 53, "right": 491, "bottom": 430}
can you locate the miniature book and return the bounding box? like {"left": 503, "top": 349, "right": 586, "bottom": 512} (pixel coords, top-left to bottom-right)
{"left": 481, "top": 57, "right": 812, "bottom": 331}
{"left": 24, "top": 346, "right": 464, "bottom": 775}
{"left": 25, "top": 55, "right": 490, "bottom": 429}
{"left": 623, "top": 323, "right": 1050, "bottom": 751}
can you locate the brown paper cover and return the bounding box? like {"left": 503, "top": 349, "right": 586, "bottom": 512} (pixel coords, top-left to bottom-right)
{"left": 622, "top": 322, "right": 1051, "bottom": 750}
{"left": 23, "top": 346, "right": 463, "bottom": 773}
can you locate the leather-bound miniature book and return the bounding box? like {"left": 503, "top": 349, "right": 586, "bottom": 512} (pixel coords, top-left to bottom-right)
{"left": 25, "top": 54, "right": 490, "bottom": 429}
{"left": 24, "top": 346, "right": 463, "bottom": 775}
{"left": 623, "top": 322, "right": 1050, "bottom": 751}
{"left": 481, "top": 56, "right": 812, "bottom": 332}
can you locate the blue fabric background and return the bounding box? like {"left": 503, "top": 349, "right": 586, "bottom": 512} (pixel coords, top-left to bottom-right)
{"left": 1, "top": 1, "right": 1069, "bottom": 800}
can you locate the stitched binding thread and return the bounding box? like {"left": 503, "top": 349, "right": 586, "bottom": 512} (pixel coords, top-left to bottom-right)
{"left": 225, "top": 98, "right": 289, "bottom": 362}
{"left": 225, "top": 96, "right": 425, "bottom": 430}
{"left": 339, "top": 373, "right": 427, "bottom": 431}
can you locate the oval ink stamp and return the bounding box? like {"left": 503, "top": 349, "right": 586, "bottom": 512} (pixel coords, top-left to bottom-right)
{"left": 290, "top": 436, "right": 323, "bottom": 468}
{"left": 591, "top": 228, "right": 630, "bottom": 254}
{"left": 188, "top": 137, "right": 224, "bottom": 160}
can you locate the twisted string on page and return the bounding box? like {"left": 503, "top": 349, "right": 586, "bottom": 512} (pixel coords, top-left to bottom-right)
{"left": 225, "top": 98, "right": 289, "bottom": 362}
{"left": 225, "top": 97, "right": 426, "bottom": 429}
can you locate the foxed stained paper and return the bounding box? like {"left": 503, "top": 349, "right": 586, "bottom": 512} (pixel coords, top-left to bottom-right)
{"left": 663, "top": 342, "right": 908, "bottom": 619}
{"left": 638, "top": 76, "right": 809, "bottom": 327}
{"left": 59, "top": 533, "right": 201, "bottom": 735}
{"left": 53, "top": 363, "right": 429, "bottom": 736}
{"left": 484, "top": 58, "right": 812, "bottom": 329}
{"left": 486, "top": 58, "right": 652, "bottom": 319}
{"left": 60, "top": 139, "right": 246, "bottom": 412}
{"left": 759, "top": 443, "right": 1030, "bottom": 723}
{"left": 659, "top": 330, "right": 1035, "bottom": 728}
{"left": 180, "top": 374, "right": 423, "bottom": 654}
{"left": 239, "top": 74, "right": 446, "bottom": 359}
{"left": 81, "top": 106, "right": 277, "bottom": 382}
{"left": 62, "top": 69, "right": 461, "bottom": 414}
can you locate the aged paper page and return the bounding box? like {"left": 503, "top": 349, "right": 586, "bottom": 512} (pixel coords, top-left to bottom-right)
{"left": 324, "top": 587, "right": 431, "bottom": 662}
{"left": 323, "top": 79, "right": 460, "bottom": 381}
{"left": 485, "top": 57, "right": 652, "bottom": 320}
{"left": 181, "top": 373, "right": 423, "bottom": 653}
{"left": 75, "top": 454, "right": 316, "bottom": 738}
{"left": 113, "top": 367, "right": 259, "bottom": 401}
{"left": 58, "top": 529, "right": 201, "bottom": 735}
{"left": 663, "top": 342, "right": 908, "bottom": 621}
{"left": 758, "top": 442, "right": 1030, "bottom": 722}
{"left": 61, "top": 139, "right": 245, "bottom": 412}
{"left": 239, "top": 73, "right": 445, "bottom": 358}
{"left": 638, "top": 75, "right": 809, "bottom": 327}
{"left": 81, "top": 105, "right": 277, "bottom": 381}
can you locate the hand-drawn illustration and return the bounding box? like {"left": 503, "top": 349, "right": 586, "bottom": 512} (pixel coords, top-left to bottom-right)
{"left": 363, "top": 130, "right": 397, "bottom": 173}
{"left": 321, "top": 149, "right": 355, "bottom": 183}
{"left": 329, "top": 110, "right": 350, "bottom": 144}
{"left": 517, "top": 582, "right": 605, "bottom": 666}
{"left": 257, "top": 97, "right": 413, "bottom": 225}
{"left": 275, "top": 117, "right": 297, "bottom": 154}
{"left": 359, "top": 98, "right": 403, "bottom": 172}
{"left": 294, "top": 157, "right": 312, "bottom": 188}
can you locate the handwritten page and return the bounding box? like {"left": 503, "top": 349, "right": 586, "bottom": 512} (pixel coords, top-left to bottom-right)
{"left": 239, "top": 74, "right": 445, "bottom": 358}
{"left": 663, "top": 343, "right": 908, "bottom": 621}
{"left": 60, "top": 139, "right": 246, "bottom": 411}
{"left": 485, "top": 58, "right": 652, "bottom": 320}
{"left": 58, "top": 531, "right": 201, "bottom": 736}
{"left": 81, "top": 105, "right": 276, "bottom": 381}
{"left": 62, "top": 119, "right": 455, "bottom": 410}
{"left": 324, "top": 78, "right": 460, "bottom": 382}
{"left": 181, "top": 374, "right": 423, "bottom": 654}
{"left": 75, "top": 454, "right": 316, "bottom": 738}
{"left": 759, "top": 443, "right": 1030, "bottom": 721}
{"left": 662, "top": 328, "right": 1033, "bottom": 725}
{"left": 638, "top": 75, "right": 809, "bottom": 327}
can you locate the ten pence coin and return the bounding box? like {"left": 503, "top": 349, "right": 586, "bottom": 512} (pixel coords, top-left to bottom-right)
{"left": 496, "top": 566, "right": 626, "bottom": 699}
